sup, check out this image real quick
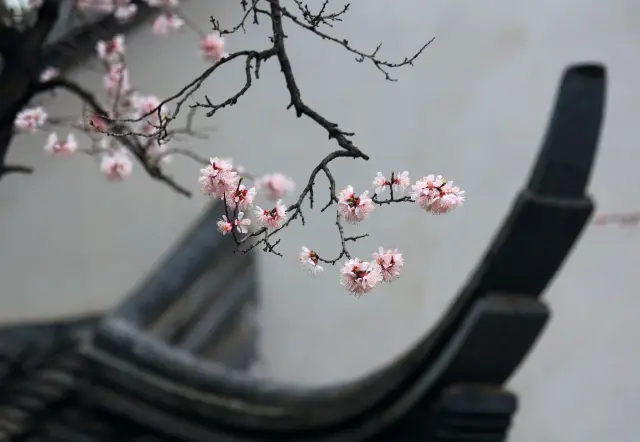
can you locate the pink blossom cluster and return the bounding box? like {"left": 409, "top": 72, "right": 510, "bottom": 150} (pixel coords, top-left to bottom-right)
{"left": 337, "top": 186, "right": 375, "bottom": 224}
{"left": 299, "top": 247, "right": 405, "bottom": 298}
{"left": 298, "top": 170, "right": 463, "bottom": 296}
{"left": 198, "top": 156, "right": 296, "bottom": 234}
{"left": 409, "top": 174, "right": 465, "bottom": 215}
{"left": 199, "top": 161, "right": 465, "bottom": 297}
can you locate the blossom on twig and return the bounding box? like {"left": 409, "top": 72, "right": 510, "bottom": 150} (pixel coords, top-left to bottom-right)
{"left": 410, "top": 174, "right": 465, "bottom": 215}
{"left": 44, "top": 133, "right": 78, "bottom": 156}
{"left": 200, "top": 32, "right": 226, "bottom": 62}
{"left": 14, "top": 107, "right": 47, "bottom": 133}
{"left": 338, "top": 185, "right": 374, "bottom": 223}
{"left": 372, "top": 247, "right": 403, "bottom": 282}
{"left": 198, "top": 157, "right": 238, "bottom": 197}
{"left": 225, "top": 184, "right": 257, "bottom": 212}
{"left": 100, "top": 148, "right": 133, "bottom": 181}
{"left": 152, "top": 13, "right": 184, "bottom": 35}
{"left": 256, "top": 173, "right": 295, "bottom": 200}
{"left": 340, "top": 258, "right": 383, "bottom": 297}
{"left": 373, "top": 171, "right": 410, "bottom": 194}
{"left": 96, "top": 34, "right": 125, "bottom": 63}
{"left": 254, "top": 200, "right": 288, "bottom": 229}
{"left": 300, "top": 246, "right": 323, "bottom": 275}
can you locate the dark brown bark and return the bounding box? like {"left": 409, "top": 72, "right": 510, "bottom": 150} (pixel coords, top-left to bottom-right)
{"left": 0, "top": 0, "right": 61, "bottom": 179}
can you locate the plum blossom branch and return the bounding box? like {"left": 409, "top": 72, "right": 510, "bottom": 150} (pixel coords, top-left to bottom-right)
{"left": 3, "top": 0, "right": 466, "bottom": 297}
{"left": 184, "top": 0, "right": 457, "bottom": 296}
{"left": 202, "top": 151, "right": 465, "bottom": 295}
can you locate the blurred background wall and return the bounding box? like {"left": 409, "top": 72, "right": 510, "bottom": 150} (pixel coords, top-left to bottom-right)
{"left": 0, "top": 0, "right": 639, "bottom": 441}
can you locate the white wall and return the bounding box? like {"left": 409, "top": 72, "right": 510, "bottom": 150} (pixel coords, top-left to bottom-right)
{"left": 1, "top": 1, "right": 639, "bottom": 441}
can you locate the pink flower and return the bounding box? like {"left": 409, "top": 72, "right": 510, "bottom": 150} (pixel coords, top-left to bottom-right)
{"left": 338, "top": 185, "right": 374, "bottom": 224}
{"left": 233, "top": 212, "right": 252, "bottom": 234}
{"left": 300, "top": 246, "right": 323, "bottom": 274}
{"left": 200, "top": 32, "right": 226, "bottom": 62}
{"left": 132, "top": 94, "right": 162, "bottom": 116}
{"left": 373, "top": 172, "right": 388, "bottom": 194}
{"left": 225, "top": 184, "right": 256, "bottom": 211}
{"left": 254, "top": 200, "right": 287, "bottom": 229}
{"left": 256, "top": 173, "right": 295, "bottom": 200}
{"left": 340, "top": 258, "right": 382, "bottom": 297}
{"left": 373, "top": 171, "right": 410, "bottom": 194}
{"left": 393, "top": 171, "right": 410, "bottom": 192}
{"left": 88, "top": 113, "right": 109, "bottom": 132}
{"left": 14, "top": 107, "right": 47, "bottom": 133}
{"left": 100, "top": 149, "right": 133, "bottom": 181}
{"left": 410, "top": 174, "right": 465, "bottom": 215}
{"left": 198, "top": 157, "right": 238, "bottom": 197}
{"left": 372, "top": 247, "right": 404, "bottom": 282}
{"left": 217, "top": 215, "right": 233, "bottom": 235}
{"left": 114, "top": 2, "right": 137, "bottom": 21}
{"left": 96, "top": 35, "right": 125, "bottom": 63}
{"left": 132, "top": 95, "right": 164, "bottom": 134}
{"left": 145, "top": 141, "right": 172, "bottom": 166}
{"left": 152, "top": 13, "right": 184, "bottom": 35}
{"left": 104, "top": 63, "right": 130, "bottom": 96}
{"left": 217, "top": 212, "right": 251, "bottom": 234}
{"left": 44, "top": 133, "right": 77, "bottom": 156}
{"left": 430, "top": 188, "right": 465, "bottom": 214}
{"left": 39, "top": 67, "right": 59, "bottom": 82}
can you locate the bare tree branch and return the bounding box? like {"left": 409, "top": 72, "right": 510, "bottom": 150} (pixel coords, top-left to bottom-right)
{"left": 263, "top": 0, "right": 434, "bottom": 82}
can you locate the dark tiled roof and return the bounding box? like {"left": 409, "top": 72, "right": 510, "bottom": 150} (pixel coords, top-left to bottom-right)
{"left": 0, "top": 319, "right": 178, "bottom": 442}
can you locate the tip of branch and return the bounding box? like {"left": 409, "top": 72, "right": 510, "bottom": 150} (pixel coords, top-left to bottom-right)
{"left": 0, "top": 164, "right": 34, "bottom": 179}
